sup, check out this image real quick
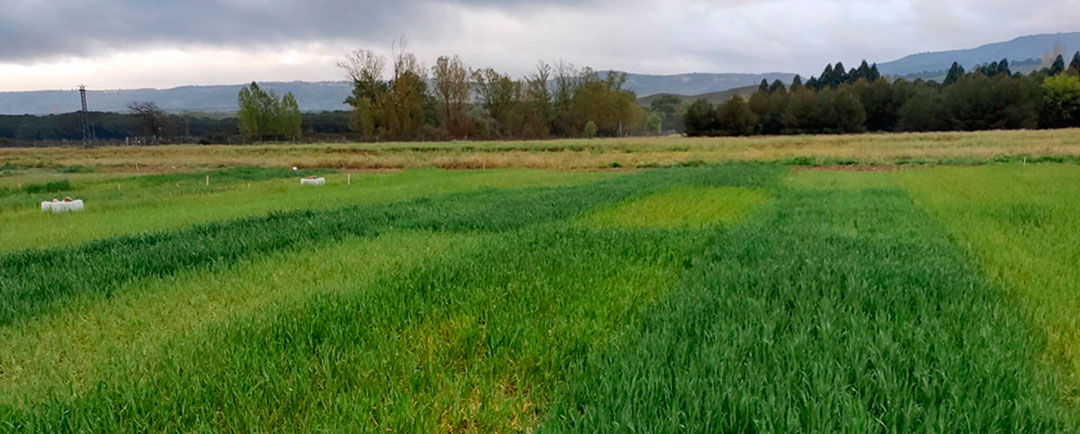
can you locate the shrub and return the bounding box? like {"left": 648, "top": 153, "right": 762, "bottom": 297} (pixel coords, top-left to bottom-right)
{"left": 583, "top": 120, "right": 598, "bottom": 139}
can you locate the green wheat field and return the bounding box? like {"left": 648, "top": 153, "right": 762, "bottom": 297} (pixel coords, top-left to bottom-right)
{"left": 1, "top": 159, "right": 1078, "bottom": 432}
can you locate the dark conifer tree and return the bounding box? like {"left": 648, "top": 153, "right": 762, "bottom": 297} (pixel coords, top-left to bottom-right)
{"left": 855, "top": 60, "right": 871, "bottom": 82}
{"left": 806, "top": 76, "right": 820, "bottom": 90}
{"left": 999, "top": 58, "right": 1010, "bottom": 76}
{"left": 684, "top": 99, "right": 716, "bottom": 136}
{"left": 1049, "top": 55, "right": 1066, "bottom": 75}
{"left": 758, "top": 79, "right": 770, "bottom": 94}
{"left": 768, "top": 80, "right": 787, "bottom": 94}
{"left": 977, "top": 61, "right": 999, "bottom": 76}
{"left": 791, "top": 75, "right": 803, "bottom": 89}
{"left": 833, "top": 62, "right": 847, "bottom": 87}
{"left": 868, "top": 63, "right": 881, "bottom": 82}
{"left": 819, "top": 64, "right": 833, "bottom": 89}
{"left": 944, "top": 62, "right": 965, "bottom": 86}
{"left": 1071, "top": 52, "right": 1080, "bottom": 72}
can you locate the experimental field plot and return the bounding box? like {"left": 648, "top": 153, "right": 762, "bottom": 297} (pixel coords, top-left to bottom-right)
{"left": 0, "top": 162, "right": 1078, "bottom": 432}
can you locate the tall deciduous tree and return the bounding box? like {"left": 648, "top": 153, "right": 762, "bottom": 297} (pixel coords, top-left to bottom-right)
{"left": 523, "top": 62, "right": 554, "bottom": 138}
{"left": 127, "top": 101, "right": 166, "bottom": 142}
{"left": 237, "top": 82, "right": 274, "bottom": 141}
{"left": 1039, "top": 74, "right": 1080, "bottom": 128}
{"left": 649, "top": 94, "right": 683, "bottom": 132}
{"left": 552, "top": 61, "right": 579, "bottom": 136}
{"left": 237, "top": 82, "right": 302, "bottom": 141}
{"left": 432, "top": 55, "right": 473, "bottom": 138}
{"left": 339, "top": 49, "right": 386, "bottom": 138}
{"left": 643, "top": 112, "right": 662, "bottom": 134}
{"left": 379, "top": 47, "right": 435, "bottom": 140}
{"left": 571, "top": 69, "right": 642, "bottom": 136}
{"left": 279, "top": 92, "right": 302, "bottom": 140}
{"left": 473, "top": 67, "right": 521, "bottom": 138}
{"left": 340, "top": 42, "right": 435, "bottom": 141}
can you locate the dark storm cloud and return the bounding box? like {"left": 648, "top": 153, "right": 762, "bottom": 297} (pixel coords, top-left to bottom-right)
{"left": 0, "top": 0, "right": 588, "bottom": 62}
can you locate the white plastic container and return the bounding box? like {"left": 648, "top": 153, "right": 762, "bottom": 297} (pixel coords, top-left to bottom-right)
{"left": 300, "top": 177, "right": 326, "bottom": 186}
{"left": 41, "top": 200, "right": 84, "bottom": 213}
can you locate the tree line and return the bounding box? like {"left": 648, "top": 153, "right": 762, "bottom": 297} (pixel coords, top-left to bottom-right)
{"left": 337, "top": 41, "right": 645, "bottom": 141}
{"left": 4, "top": 49, "right": 1080, "bottom": 147}
{"left": 685, "top": 53, "right": 1080, "bottom": 136}
{"left": 0, "top": 110, "right": 352, "bottom": 147}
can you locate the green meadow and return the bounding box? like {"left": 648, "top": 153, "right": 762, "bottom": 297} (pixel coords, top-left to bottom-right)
{"left": 1, "top": 161, "right": 1078, "bottom": 432}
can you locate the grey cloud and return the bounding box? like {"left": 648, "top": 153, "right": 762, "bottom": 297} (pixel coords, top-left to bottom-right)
{"left": 0, "top": 0, "right": 1077, "bottom": 83}
{"left": 0, "top": 0, "right": 590, "bottom": 62}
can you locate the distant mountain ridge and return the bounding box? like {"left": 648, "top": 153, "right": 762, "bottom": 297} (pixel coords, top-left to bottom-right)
{"left": 637, "top": 85, "right": 759, "bottom": 106}
{"left": 877, "top": 32, "right": 1080, "bottom": 77}
{"left": 616, "top": 72, "right": 796, "bottom": 98}
{"left": 2, "top": 31, "right": 1078, "bottom": 115}
{"left": 0, "top": 82, "right": 354, "bottom": 116}
{"left": 0, "top": 72, "right": 797, "bottom": 115}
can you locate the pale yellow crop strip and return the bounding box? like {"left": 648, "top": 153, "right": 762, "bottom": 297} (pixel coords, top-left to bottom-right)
{"left": 580, "top": 186, "right": 769, "bottom": 229}
{"left": 791, "top": 164, "right": 1080, "bottom": 408}
{"left": 897, "top": 164, "right": 1080, "bottom": 405}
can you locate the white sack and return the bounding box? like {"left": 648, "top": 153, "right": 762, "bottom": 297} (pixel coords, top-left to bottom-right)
{"left": 41, "top": 200, "right": 84, "bottom": 213}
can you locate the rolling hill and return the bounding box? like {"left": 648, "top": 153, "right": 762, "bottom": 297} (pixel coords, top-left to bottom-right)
{"left": 0, "top": 73, "right": 795, "bottom": 116}
{"left": 877, "top": 32, "right": 1080, "bottom": 77}
{"left": 2, "top": 31, "right": 1078, "bottom": 115}
{"left": 0, "top": 82, "right": 354, "bottom": 116}
{"left": 637, "top": 85, "right": 758, "bottom": 106}
{"left": 617, "top": 72, "right": 795, "bottom": 98}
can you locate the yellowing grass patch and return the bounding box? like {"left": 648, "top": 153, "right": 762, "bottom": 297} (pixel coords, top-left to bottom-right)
{"left": 900, "top": 164, "right": 1080, "bottom": 405}
{"left": 582, "top": 186, "right": 768, "bottom": 229}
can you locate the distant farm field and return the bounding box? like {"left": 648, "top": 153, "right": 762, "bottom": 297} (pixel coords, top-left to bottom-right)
{"left": 1, "top": 133, "right": 1079, "bottom": 431}
{"left": 2, "top": 128, "right": 1080, "bottom": 172}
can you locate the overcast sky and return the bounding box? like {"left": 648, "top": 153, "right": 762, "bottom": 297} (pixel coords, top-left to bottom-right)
{"left": 0, "top": 0, "right": 1078, "bottom": 91}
